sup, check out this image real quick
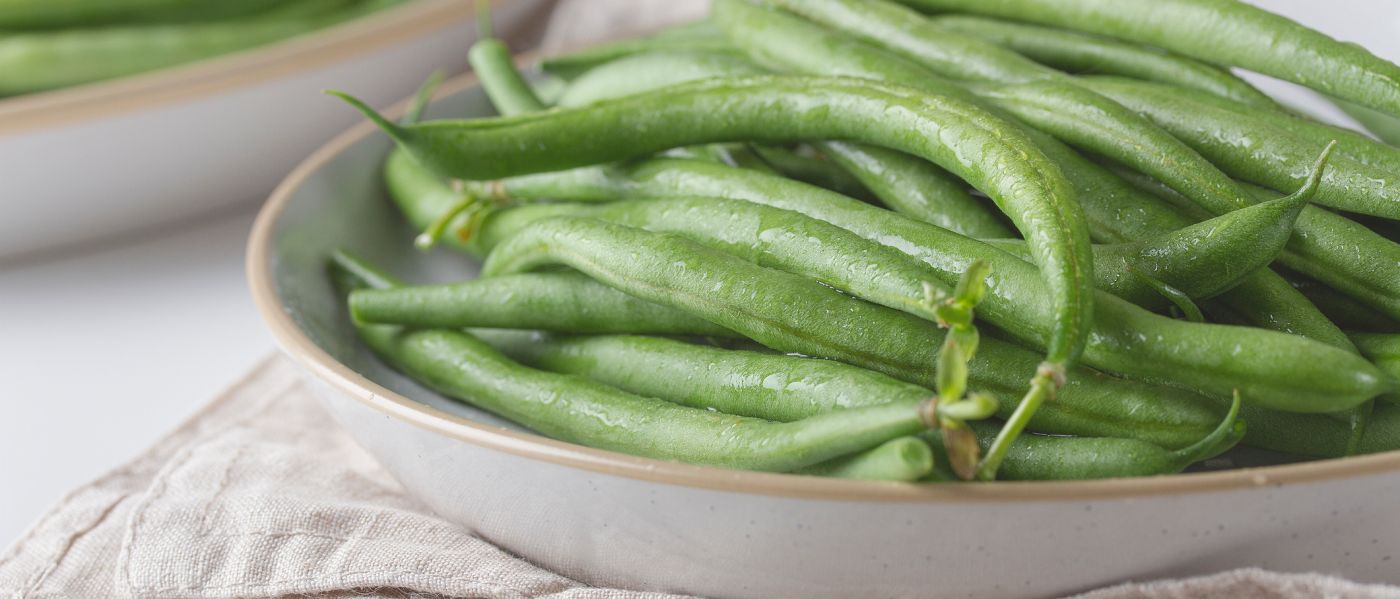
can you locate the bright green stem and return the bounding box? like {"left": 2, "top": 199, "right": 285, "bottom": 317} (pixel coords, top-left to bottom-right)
{"left": 977, "top": 366, "right": 1059, "bottom": 481}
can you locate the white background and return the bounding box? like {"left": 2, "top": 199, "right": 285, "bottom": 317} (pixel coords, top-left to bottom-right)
{"left": 1, "top": 0, "right": 1396, "bottom": 547}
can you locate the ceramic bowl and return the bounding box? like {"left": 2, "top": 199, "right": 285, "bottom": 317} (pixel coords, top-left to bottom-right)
{"left": 247, "top": 70, "right": 1400, "bottom": 598}
{"left": 0, "top": 0, "right": 554, "bottom": 261}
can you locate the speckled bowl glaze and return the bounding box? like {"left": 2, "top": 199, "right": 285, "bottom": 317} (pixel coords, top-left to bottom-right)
{"left": 248, "top": 73, "right": 1400, "bottom": 598}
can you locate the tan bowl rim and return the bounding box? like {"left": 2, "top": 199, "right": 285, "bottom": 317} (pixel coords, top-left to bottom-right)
{"left": 247, "top": 71, "right": 1400, "bottom": 503}
{"left": 0, "top": 0, "right": 511, "bottom": 135}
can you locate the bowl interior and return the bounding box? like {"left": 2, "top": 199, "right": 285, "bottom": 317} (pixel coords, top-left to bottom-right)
{"left": 269, "top": 83, "right": 531, "bottom": 433}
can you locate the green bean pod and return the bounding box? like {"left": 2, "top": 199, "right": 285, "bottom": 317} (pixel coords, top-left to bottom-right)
{"left": 985, "top": 188, "right": 1311, "bottom": 308}
{"left": 1080, "top": 71, "right": 1400, "bottom": 219}
{"left": 480, "top": 216, "right": 1387, "bottom": 413}
{"left": 349, "top": 271, "right": 730, "bottom": 336}
{"left": 724, "top": 0, "right": 1255, "bottom": 223}
{"left": 928, "top": 397, "right": 1242, "bottom": 481}
{"left": 1351, "top": 333, "right": 1400, "bottom": 406}
{"left": 927, "top": 14, "right": 1277, "bottom": 109}
{"left": 0, "top": 0, "right": 300, "bottom": 29}
{"left": 894, "top": 0, "right": 1400, "bottom": 119}
{"left": 476, "top": 332, "right": 1224, "bottom": 450}
{"left": 478, "top": 329, "right": 1240, "bottom": 479}
{"left": 333, "top": 75, "right": 1095, "bottom": 377}
{"left": 794, "top": 437, "right": 935, "bottom": 481}
{"left": 362, "top": 325, "right": 935, "bottom": 472}
{"left": 463, "top": 153, "right": 1354, "bottom": 354}
{"left": 333, "top": 254, "right": 937, "bottom": 473}
{"left": 557, "top": 48, "right": 1006, "bottom": 238}
{"left": 0, "top": 0, "right": 387, "bottom": 94}
{"left": 538, "top": 21, "right": 738, "bottom": 81}
{"left": 469, "top": 38, "right": 546, "bottom": 116}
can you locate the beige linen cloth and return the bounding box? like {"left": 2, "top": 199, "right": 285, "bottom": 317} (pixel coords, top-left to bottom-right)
{"left": 5, "top": 2, "right": 1400, "bottom": 598}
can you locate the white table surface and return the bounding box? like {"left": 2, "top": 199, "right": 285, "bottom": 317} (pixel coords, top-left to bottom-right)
{"left": 0, "top": 210, "right": 274, "bottom": 545}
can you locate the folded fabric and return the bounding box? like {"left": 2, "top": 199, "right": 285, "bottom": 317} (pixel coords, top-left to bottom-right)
{"left": 3, "top": 359, "right": 1397, "bottom": 599}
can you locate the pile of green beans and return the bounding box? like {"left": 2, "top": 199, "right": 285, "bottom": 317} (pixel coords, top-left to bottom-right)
{"left": 0, "top": 0, "right": 405, "bottom": 96}
{"left": 328, "top": 0, "right": 1400, "bottom": 482}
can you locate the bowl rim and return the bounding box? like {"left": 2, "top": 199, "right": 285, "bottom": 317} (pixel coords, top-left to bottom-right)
{"left": 247, "top": 71, "right": 1400, "bottom": 503}
{"left": 0, "top": 0, "right": 520, "bottom": 135}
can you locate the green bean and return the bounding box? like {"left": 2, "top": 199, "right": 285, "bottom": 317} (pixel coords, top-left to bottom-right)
{"left": 794, "top": 437, "right": 935, "bottom": 481}
{"left": 1291, "top": 277, "right": 1400, "bottom": 334}
{"left": 364, "top": 327, "right": 934, "bottom": 472}
{"left": 349, "top": 271, "right": 730, "bottom": 336}
{"left": 477, "top": 328, "right": 1239, "bottom": 480}
{"left": 468, "top": 39, "right": 545, "bottom": 117}
{"left": 984, "top": 181, "right": 1315, "bottom": 308}
{"left": 1236, "top": 403, "right": 1400, "bottom": 459}
{"left": 555, "top": 50, "right": 767, "bottom": 109}
{"left": 727, "top": 0, "right": 1257, "bottom": 223}
{"left": 555, "top": 48, "right": 1006, "bottom": 237}
{"left": 1334, "top": 99, "right": 1400, "bottom": 148}
{"left": 929, "top": 394, "right": 1242, "bottom": 481}
{"left": 538, "top": 20, "right": 738, "bottom": 81}
{"left": 481, "top": 215, "right": 1386, "bottom": 414}
{"left": 465, "top": 152, "right": 1353, "bottom": 353}
{"left": 0, "top": 0, "right": 390, "bottom": 94}
{"left": 473, "top": 332, "right": 1224, "bottom": 450}
{"left": 893, "top": 0, "right": 1400, "bottom": 119}
{"left": 741, "top": 144, "right": 875, "bottom": 201}
{"left": 1350, "top": 333, "right": 1400, "bottom": 406}
{"left": 927, "top": 14, "right": 1277, "bottom": 109}
{"left": 1079, "top": 79, "right": 1400, "bottom": 318}
{"left": 333, "top": 252, "right": 936, "bottom": 473}
{"left": 1092, "top": 77, "right": 1400, "bottom": 185}
{"left": 332, "top": 76, "right": 1096, "bottom": 385}
{"left": 0, "top": 0, "right": 299, "bottom": 29}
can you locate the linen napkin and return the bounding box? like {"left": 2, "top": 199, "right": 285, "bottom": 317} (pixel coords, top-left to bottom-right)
{"left": 3, "top": 356, "right": 1398, "bottom": 599}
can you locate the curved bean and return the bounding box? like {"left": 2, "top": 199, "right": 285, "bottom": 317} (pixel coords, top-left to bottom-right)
{"left": 349, "top": 270, "right": 731, "bottom": 336}
{"left": 721, "top": 0, "right": 1255, "bottom": 224}
{"left": 893, "top": 0, "right": 1400, "bottom": 118}
{"left": 332, "top": 75, "right": 1096, "bottom": 383}
{"left": 931, "top": 395, "right": 1242, "bottom": 481}
{"left": 480, "top": 215, "right": 1386, "bottom": 413}
{"left": 556, "top": 49, "right": 1004, "bottom": 237}
{"left": 928, "top": 14, "right": 1276, "bottom": 109}
{"left": 333, "top": 252, "right": 935, "bottom": 473}
{"left": 985, "top": 182, "right": 1313, "bottom": 308}
{"left": 473, "top": 331, "right": 1224, "bottom": 450}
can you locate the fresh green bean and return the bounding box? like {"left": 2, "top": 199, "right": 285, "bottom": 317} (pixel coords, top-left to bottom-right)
{"left": 333, "top": 252, "right": 937, "bottom": 473}
{"left": 555, "top": 48, "right": 1006, "bottom": 237}
{"left": 927, "top": 14, "right": 1277, "bottom": 109}
{"left": 332, "top": 75, "right": 1096, "bottom": 384}
{"left": 0, "top": 0, "right": 298, "bottom": 29}
{"left": 928, "top": 395, "right": 1242, "bottom": 480}
{"left": 478, "top": 326, "right": 1240, "bottom": 480}
{"left": 468, "top": 38, "right": 545, "bottom": 117}
{"left": 480, "top": 215, "right": 1386, "bottom": 413}
{"left": 893, "top": 0, "right": 1400, "bottom": 119}
{"left": 984, "top": 181, "right": 1315, "bottom": 308}
{"left": 472, "top": 332, "right": 1224, "bottom": 449}
{"left": 1350, "top": 333, "right": 1400, "bottom": 406}
{"left": 794, "top": 437, "right": 935, "bottom": 481}
{"left": 538, "top": 20, "right": 738, "bottom": 81}
{"left": 727, "top": 0, "right": 1257, "bottom": 224}
{"left": 555, "top": 50, "right": 767, "bottom": 109}
{"left": 741, "top": 144, "right": 875, "bottom": 202}
{"left": 1290, "top": 277, "right": 1400, "bottom": 334}
{"left": 349, "top": 271, "right": 730, "bottom": 336}
{"left": 1078, "top": 78, "right": 1400, "bottom": 320}
{"left": 0, "top": 0, "right": 392, "bottom": 94}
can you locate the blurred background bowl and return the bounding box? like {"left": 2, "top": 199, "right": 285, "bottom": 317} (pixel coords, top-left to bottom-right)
{"left": 0, "top": 0, "right": 555, "bottom": 262}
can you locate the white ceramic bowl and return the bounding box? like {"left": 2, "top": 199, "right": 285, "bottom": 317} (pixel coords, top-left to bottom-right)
{"left": 248, "top": 72, "right": 1400, "bottom": 598}
{"left": 0, "top": 0, "right": 554, "bottom": 261}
